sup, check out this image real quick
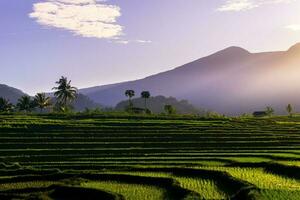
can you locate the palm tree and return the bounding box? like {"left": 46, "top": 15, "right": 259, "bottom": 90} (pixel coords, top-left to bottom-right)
{"left": 286, "top": 104, "right": 293, "bottom": 117}
{"left": 125, "top": 90, "right": 135, "bottom": 108}
{"left": 52, "top": 76, "right": 77, "bottom": 112}
{"left": 141, "top": 91, "right": 150, "bottom": 110}
{"left": 34, "top": 93, "right": 52, "bottom": 112}
{"left": 17, "top": 95, "right": 34, "bottom": 112}
{"left": 0, "top": 97, "right": 13, "bottom": 113}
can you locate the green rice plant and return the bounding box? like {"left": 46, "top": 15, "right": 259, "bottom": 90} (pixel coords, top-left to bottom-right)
{"left": 176, "top": 177, "right": 227, "bottom": 199}
{"left": 0, "top": 181, "right": 57, "bottom": 190}
{"left": 259, "top": 189, "right": 300, "bottom": 200}
{"left": 106, "top": 171, "right": 227, "bottom": 199}
{"left": 81, "top": 181, "right": 164, "bottom": 200}
{"left": 202, "top": 167, "right": 300, "bottom": 190}
{"left": 106, "top": 171, "right": 172, "bottom": 178}
{"left": 2, "top": 114, "right": 300, "bottom": 199}
{"left": 229, "top": 168, "right": 300, "bottom": 190}
{"left": 225, "top": 157, "right": 272, "bottom": 163}
{"left": 276, "top": 161, "right": 300, "bottom": 167}
{"left": 192, "top": 160, "right": 227, "bottom": 166}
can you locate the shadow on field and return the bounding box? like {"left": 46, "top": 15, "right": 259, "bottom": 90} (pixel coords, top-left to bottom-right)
{"left": 0, "top": 172, "right": 199, "bottom": 200}
{"left": 1, "top": 163, "right": 300, "bottom": 200}
{"left": 0, "top": 184, "right": 124, "bottom": 200}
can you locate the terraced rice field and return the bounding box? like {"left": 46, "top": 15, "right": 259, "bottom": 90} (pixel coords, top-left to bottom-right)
{"left": 0, "top": 114, "right": 300, "bottom": 199}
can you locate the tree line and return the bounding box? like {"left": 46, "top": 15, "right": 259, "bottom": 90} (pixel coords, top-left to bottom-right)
{"left": 0, "top": 76, "right": 176, "bottom": 115}
{"left": 0, "top": 76, "right": 77, "bottom": 113}
{"left": 0, "top": 76, "right": 296, "bottom": 116}
{"left": 125, "top": 89, "right": 176, "bottom": 115}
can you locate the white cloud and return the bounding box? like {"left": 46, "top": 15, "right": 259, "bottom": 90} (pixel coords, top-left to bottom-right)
{"left": 114, "top": 40, "right": 129, "bottom": 44}
{"left": 113, "top": 39, "right": 153, "bottom": 45}
{"left": 218, "top": 0, "right": 257, "bottom": 11}
{"left": 218, "top": 0, "right": 295, "bottom": 12}
{"left": 29, "top": 0, "right": 123, "bottom": 39}
{"left": 286, "top": 24, "right": 300, "bottom": 31}
{"left": 135, "top": 39, "right": 152, "bottom": 44}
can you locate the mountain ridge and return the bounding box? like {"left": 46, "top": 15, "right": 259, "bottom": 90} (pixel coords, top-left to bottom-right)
{"left": 0, "top": 84, "right": 27, "bottom": 104}
{"left": 80, "top": 44, "right": 300, "bottom": 115}
{"left": 2, "top": 44, "right": 300, "bottom": 115}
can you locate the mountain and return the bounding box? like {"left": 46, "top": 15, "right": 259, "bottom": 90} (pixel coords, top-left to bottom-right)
{"left": 0, "top": 84, "right": 27, "bottom": 104}
{"left": 80, "top": 43, "right": 300, "bottom": 115}
{"left": 115, "top": 96, "right": 203, "bottom": 114}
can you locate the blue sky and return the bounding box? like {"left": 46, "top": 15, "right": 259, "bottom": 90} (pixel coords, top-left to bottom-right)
{"left": 1, "top": 0, "right": 300, "bottom": 94}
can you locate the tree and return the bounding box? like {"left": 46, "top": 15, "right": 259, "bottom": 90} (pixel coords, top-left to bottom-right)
{"left": 265, "top": 106, "right": 274, "bottom": 117}
{"left": 52, "top": 76, "right": 77, "bottom": 112}
{"left": 0, "top": 97, "right": 13, "bottom": 113}
{"left": 164, "top": 104, "right": 176, "bottom": 115}
{"left": 34, "top": 93, "right": 52, "bottom": 112}
{"left": 286, "top": 104, "right": 293, "bottom": 117}
{"left": 17, "top": 95, "right": 34, "bottom": 112}
{"left": 125, "top": 90, "right": 135, "bottom": 108}
{"left": 141, "top": 91, "right": 151, "bottom": 110}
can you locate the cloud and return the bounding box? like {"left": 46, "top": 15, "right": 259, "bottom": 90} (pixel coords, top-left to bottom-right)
{"left": 29, "top": 0, "right": 123, "bottom": 39}
{"left": 113, "top": 39, "right": 153, "bottom": 45}
{"left": 285, "top": 24, "right": 300, "bottom": 31}
{"left": 135, "top": 39, "right": 152, "bottom": 44}
{"left": 114, "top": 40, "right": 129, "bottom": 44}
{"left": 218, "top": 0, "right": 257, "bottom": 11}
{"left": 218, "top": 0, "right": 295, "bottom": 12}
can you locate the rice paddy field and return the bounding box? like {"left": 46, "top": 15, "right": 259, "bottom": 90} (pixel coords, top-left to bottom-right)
{"left": 0, "top": 114, "right": 300, "bottom": 199}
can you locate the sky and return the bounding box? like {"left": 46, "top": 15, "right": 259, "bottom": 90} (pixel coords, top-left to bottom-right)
{"left": 1, "top": 0, "right": 300, "bottom": 95}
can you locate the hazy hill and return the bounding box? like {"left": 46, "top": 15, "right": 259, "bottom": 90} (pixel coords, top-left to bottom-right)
{"left": 115, "top": 96, "right": 203, "bottom": 114}
{"left": 63, "top": 93, "right": 102, "bottom": 112}
{"left": 46, "top": 93, "right": 102, "bottom": 112}
{"left": 0, "top": 84, "right": 27, "bottom": 104}
{"left": 80, "top": 43, "right": 300, "bottom": 115}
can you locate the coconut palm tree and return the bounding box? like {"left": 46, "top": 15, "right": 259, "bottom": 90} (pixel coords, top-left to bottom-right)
{"left": 286, "top": 104, "right": 293, "bottom": 117}
{"left": 125, "top": 90, "right": 135, "bottom": 108}
{"left": 52, "top": 76, "right": 77, "bottom": 112}
{"left": 34, "top": 93, "right": 52, "bottom": 112}
{"left": 141, "top": 91, "right": 150, "bottom": 110}
{"left": 17, "top": 95, "right": 34, "bottom": 112}
{"left": 0, "top": 97, "right": 13, "bottom": 113}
